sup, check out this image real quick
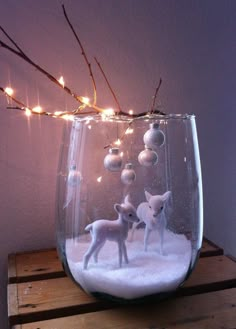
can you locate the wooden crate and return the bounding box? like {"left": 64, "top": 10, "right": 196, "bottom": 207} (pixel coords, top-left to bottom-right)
{"left": 8, "top": 239, "right": 236, "bottom": 329}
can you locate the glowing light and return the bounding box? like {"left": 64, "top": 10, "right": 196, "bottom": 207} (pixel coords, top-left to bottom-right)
{"left": 128, "top": 109, "right": 133, "bottom": 115}
{"left": 32, "top": 106, "right": 43, "bottom": 113}
{"left": 81, "top": 96, "right": 90, "bottom": 105}
{"left": 58, "top": 76, "right": 65, "bottom": 88}
{"left": 125, "top": 127, "right": 134, "bottom": 135}
{"left": 54, "top": 111, "right": 63, "bottom": 116}
{"left": 120, "top": 151, "right": 124, "bottom": 157}
{"left": 103, "top": 108, "right": 115, "bottom": 116}
{"left": 25, "top": 108, "right": 31, "bottom": 117}
{"left": 5, "top": 87, "right": 14, "bottom": 96}
{"left": 114, "top": 139, "right": 121, "bottom": 146}
{"left": 97, "top": 176, "right": 102, "bottom": 183}
{"left": 62, "top": 114, "right": 74, "bottom": 121}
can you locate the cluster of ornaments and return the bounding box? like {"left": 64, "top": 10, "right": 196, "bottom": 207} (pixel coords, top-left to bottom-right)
{"left": 103, "top": 122, "right": 165, "bottom": 185}
{"left": 138, "top": 122, "right": 165, "bottom": 166}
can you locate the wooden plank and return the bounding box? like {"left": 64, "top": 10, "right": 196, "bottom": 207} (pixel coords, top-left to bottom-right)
{"left": 8, "top": 255, "right": 236, "bottom": 326}
{"left": 8, "top": 249, "right": 65, "bottom": 284}
{"left": 8, "top": 239, "right": 223, "bottom": 284}
{"left": 181, "top": 255, "right": 236, "bottom": 295}
{"left": 12, "top": 288, "right": 236, "bottom": 329}
{"left": 8, "top": 276, "right": 113, "bottom": 326}
{"left": 8, "top": 284, "right": 19, "bottom": 326}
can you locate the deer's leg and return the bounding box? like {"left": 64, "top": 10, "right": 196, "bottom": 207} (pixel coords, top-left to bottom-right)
{"left": 122, "top": 241, "right": 129, "bottom": 264}
{"left": 83, "top": 239, "right": 104, "bottom": 270}
{"left": 159, "top": 216, "right": 166, "bottom": 255}
{"left": 117, "top": 241, "right": 123, "bottom": 267}
{"left": 129, "top": 220, "right": 141, "bottom": 242}
{"left": 93, "top": 241, "right": 106, "bottom": 263}
{"left": 144, "top": 227, "right": 151, "bottom": 251}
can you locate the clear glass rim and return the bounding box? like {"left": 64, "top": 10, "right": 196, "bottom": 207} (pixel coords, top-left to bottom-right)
{"left": 73, "top": 113, "right": 195, "bottom": 123}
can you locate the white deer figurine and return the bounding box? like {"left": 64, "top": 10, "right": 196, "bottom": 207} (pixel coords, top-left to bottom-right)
{"left": 83, "top": 195, "right": 139, "bottom": 270}
{"left": 131, "top": 191, "right": 171, "bottom": 254}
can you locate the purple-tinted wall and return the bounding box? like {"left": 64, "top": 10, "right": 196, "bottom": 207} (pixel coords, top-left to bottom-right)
{"left": 0, "top": 1, "right": 236, "bottom": 327}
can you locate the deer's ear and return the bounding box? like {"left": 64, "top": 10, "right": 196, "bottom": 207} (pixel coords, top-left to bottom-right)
{"left": 162, "top": 191, "right": 171, "bottom": 202}
{"left": 145, "top": 191, "right": 152, "bottom": 202}
{"left": 114, "top": 203, "right": 122, "bottom": 214}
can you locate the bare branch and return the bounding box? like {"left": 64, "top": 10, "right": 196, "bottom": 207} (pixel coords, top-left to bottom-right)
{"left": 0, "top": 86, "right": 28, "bottom": 109}
{"left": 62, "top": 4, "right": 97, "bottom": 106}
{"left": 94, "top": 57, "right": 122, "bottom": 113}
{"left": 0, "top": 25, "right": 26, "bottom": 56}
{"left": 150, "top": 78, "right": 162, "bottom": 113}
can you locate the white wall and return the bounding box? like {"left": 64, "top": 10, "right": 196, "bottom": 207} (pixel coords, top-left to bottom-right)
{"left": 0, "top": 1, "right": 236, "bottom": 327}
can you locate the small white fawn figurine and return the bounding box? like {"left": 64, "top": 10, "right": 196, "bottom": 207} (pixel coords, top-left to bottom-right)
{"left": 131, "top": 191, "right": 171, "bottom": 254}
{"left": 83, "top": 195, "right": 139, "bottom": 270}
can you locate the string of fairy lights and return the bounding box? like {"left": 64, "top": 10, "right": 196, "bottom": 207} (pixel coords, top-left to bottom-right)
{"left": 0, "top": 5, "right": 165, "bottom": 123}
{"left": 1, "top": 84, "right": 117, "bottom": 121}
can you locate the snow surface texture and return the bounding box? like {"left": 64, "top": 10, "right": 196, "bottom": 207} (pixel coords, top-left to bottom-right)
{"left": 66, "top": 229, "right": 192, "bottom": 299}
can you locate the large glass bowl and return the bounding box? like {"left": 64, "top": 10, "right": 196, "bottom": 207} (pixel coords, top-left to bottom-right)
{"left": 56, "top": 113, "right": 203, "bottom": 302}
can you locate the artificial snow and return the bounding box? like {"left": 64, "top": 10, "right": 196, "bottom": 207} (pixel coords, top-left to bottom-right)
{"left": 66, "top": 229, "right": 192, "bottom": 299}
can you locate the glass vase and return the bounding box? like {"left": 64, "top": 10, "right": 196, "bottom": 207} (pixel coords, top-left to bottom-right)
{"left": 56, "top": 113, "right": 203, "bottom": 302}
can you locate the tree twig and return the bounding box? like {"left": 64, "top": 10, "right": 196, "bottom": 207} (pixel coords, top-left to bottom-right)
{"left": 150, "top": 78, "right": 162, "bottom": 113}
{"left": 0, "top": 33, "right": 106, "bottom": 113}
{"left": 94, "top": 57, "right": 122, "bottom": 113}
{"left": 62, "top": 4, "right": 97, "bottom": 106}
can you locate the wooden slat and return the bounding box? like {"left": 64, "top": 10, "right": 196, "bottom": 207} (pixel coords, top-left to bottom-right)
{"left": 12, "top": 288, "right": 236, "bottom": 329}
{"left": 8, "top": 249, "right": 65, "bottom": 283}
{"left": 8, "top": 277, "right": 113, "bottom": 326}
{"left": 8, "top": 255, "right": 236, "bottom": 326}
{"left": 181, "top": 255, "right": 236, "bottom": 295}
{"left": 8, "top": 239, "right": 223, "bottom": 284}
{"left": 8, "top": 284, "right": 18, "bottom": 321}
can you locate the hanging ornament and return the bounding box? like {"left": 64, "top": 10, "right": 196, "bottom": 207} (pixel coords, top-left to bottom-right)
{"left": 138, "top": 146, "right": 158, "bottom": 167}
{"left": 104, "top": 147, "right": 122, "bottom": 172}
{"left": 143, "top": 122, "right": 165, "bottom": 148}
{"left": 68, "top": 164, "right": 82, "bottom": 187}
{"left": 121, "top": 163, "right": 136, "bottom": 185}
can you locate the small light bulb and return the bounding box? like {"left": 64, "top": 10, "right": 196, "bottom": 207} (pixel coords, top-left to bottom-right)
{"left": 114, "top": 139, "right": 121, "bottom": 146}
{"left": 103, "top": 108, "right": 115, "bottom": 116}
{"left": 62, "top": 114, "right": 74, "bottom": 121}
{"left": 88, "top": 125, "right": 92, "bottom": 129}
{"left": 128, "top": 109, "right": 133, "bottom": 115}
{"left": 125, "top": 127, "right": 134, "bottom": 135}
{"left": 97, "top": 176, "right": 102, "bottom": 183}
{"left": 81, "top": 97, "right": 90, "bottom": 105}
{"left": 25, "top": 108, "right": 31, "bottom": 117}
{"left": 58, "top": 76, "right": 65, "bottom": 88}
{"left": 54, "top": 111, "right": 63, "bottom": 116}
{"left": 32, "top": 106, "right": 43, "bottom": 114}
{"left": 5, "top": 87, "right": 14, "bottom": 96}
{"left": 120, "top": 151, "right": 124, "bottom": 157}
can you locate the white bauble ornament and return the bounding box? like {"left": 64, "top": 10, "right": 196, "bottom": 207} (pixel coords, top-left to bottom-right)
{"left": 138, "top": 146, "right": 158, "bottom": 167}
{"left": 121, "top": 163, "right": 136, "bottom": 185}
{"left": 143, "top": 122, "right": 165, "bottom": 148}
{"left": 68, "top": 165, "right": 82, "bottom": 187}
{"left": 104, "top": 148, "right": 122, "bottom": 172}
